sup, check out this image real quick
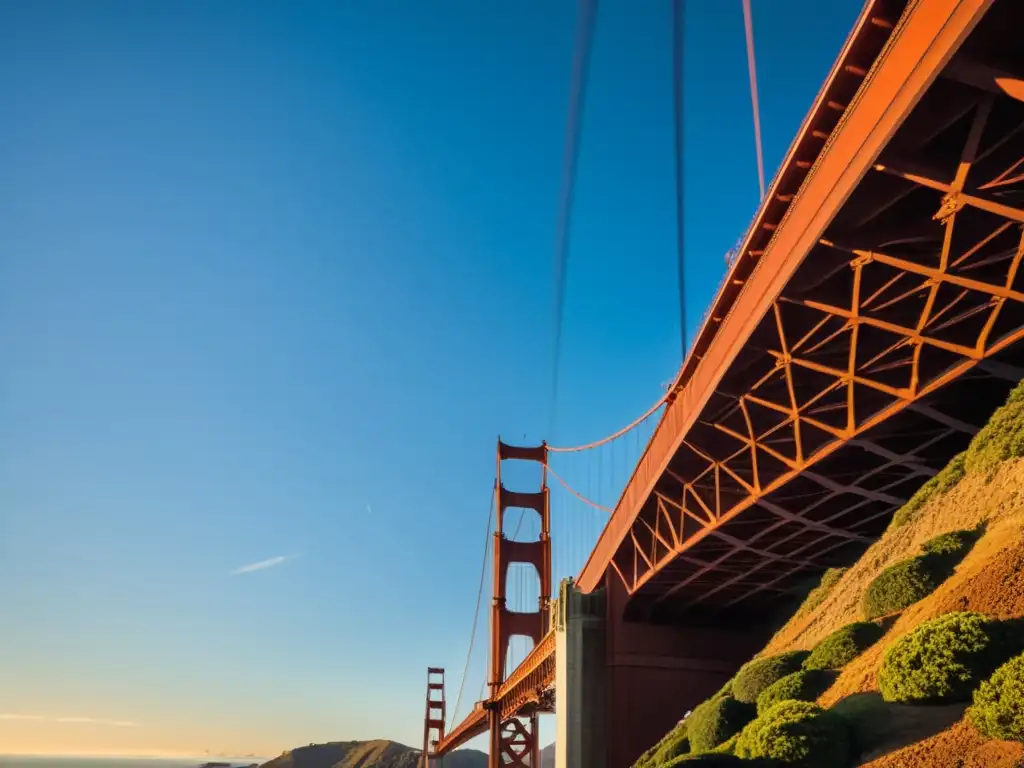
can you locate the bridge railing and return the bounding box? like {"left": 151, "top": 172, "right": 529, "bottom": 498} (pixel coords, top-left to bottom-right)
{"left": 434, "top": 630, "right": 557, "bottom": 756}
{"left": 435, "top": 703, "right": 487, "bottom": 755}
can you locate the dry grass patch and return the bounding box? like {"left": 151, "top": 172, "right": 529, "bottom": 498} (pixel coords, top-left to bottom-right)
{"left": 762, "top": 460, "right": 1024, "bottom": 659}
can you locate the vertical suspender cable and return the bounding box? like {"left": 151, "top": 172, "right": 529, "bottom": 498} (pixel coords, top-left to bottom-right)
{"left": 742, "top": 0, "right": 767, "bottom": 201}
{"left": 671, "top": 0, "right": 687, "bottom": 357}
{"left": 450, "top": 486, "right": 495, "bottom": 728}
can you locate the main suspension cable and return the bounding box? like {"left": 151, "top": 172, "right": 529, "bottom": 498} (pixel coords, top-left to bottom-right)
{"left": 672, "top": 0, "right": 688, "bottom": 357}
{"left": 450, "top": 485, "right": 495, "bottom": 726}
{"left": 511, "top": 0, "right": 599, "bottom": 546}
{"left": 547, "top": 385, "right": 670, "bottom": 453}
{"left": 545, "top": 461, "right": 613, "bottom": 513}
{"left": 548, "top": 0, "right": 599, "bottom": 438}
{"left": 543, "top": 0, "right": 684, "bottom": 457}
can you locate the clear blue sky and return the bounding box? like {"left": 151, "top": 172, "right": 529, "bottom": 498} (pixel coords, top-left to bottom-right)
{"left": 0, "top": 0, "right": 862, "bottom": 757}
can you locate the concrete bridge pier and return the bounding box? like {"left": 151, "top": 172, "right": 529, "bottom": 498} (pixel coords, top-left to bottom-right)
{"left": 554, "top": 579, "right": 607, "bottom": 768}
{"left": 554, "top": 577, "right": 773, "bottom": 768}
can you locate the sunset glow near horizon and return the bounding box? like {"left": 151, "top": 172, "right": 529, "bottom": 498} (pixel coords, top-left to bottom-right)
{"left": 0, "top": 0, "right": 862, "bottom": 757}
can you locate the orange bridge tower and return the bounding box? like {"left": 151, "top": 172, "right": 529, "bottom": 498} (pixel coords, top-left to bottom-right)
{"left": 488, "top": 440, "right": 552, "bottom": 767}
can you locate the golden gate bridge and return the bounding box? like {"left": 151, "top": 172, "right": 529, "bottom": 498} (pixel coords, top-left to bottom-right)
{"left": 417, "top": 0, "right": 1024, "bottom": 765}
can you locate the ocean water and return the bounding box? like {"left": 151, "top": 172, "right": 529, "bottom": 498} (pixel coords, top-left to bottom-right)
{"left": 0, "top": 758, "right": 264, "bottom": 768}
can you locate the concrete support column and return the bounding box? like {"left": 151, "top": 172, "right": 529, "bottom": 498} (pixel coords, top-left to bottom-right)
{"left": 554, "top": 579, "right": 606, "bottom": 768}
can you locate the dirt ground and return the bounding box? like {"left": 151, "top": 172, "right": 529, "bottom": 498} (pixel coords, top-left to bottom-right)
{"left": 860, "top": 718, "right": 1024, "bottom": 767}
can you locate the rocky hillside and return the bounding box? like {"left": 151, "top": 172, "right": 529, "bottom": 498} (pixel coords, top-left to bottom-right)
{"left": 260, "top": 740, "right": 486, "bottom": 768}
{"left": 634, "top": 381, "right": 1024, "bottom": 766}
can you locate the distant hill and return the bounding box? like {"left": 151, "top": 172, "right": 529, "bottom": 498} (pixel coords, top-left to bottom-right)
{"left": 260, "top": 740, "right": 486, "bottom": 768}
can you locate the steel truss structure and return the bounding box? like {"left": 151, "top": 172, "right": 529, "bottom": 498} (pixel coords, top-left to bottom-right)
{"left": 606, "top": 0, "right": 1024, "bottom": 616}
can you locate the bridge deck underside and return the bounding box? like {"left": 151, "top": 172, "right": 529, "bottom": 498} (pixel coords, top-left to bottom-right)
{"left": 618, "top": 0, "right": 1024, "bottom": 622}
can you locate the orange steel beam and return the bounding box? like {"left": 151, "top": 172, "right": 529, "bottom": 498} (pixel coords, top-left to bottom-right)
{"left": 435, "top": 705, "right": 488, "bottom": 755}
{"left": 616, "top": 102, "right": 1024, "bottom": 603}
{"left": 577, "top": 0, "right": 995, "bottom": 594}
{"left": 494, "top": 630, "right": 556, "bottom": 720}
{"left": 434, "top": 633, "right": 557, "bottom": 756}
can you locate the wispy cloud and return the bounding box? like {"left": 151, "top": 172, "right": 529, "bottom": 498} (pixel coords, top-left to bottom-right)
{"left": 366, "top": 503, "right": 373, "bottom": 515}
{"left": 230, "top": 555, "right": 293, "bottom": 575}
{"left": 0, "top": 714, "right": 139, "bottom": 727}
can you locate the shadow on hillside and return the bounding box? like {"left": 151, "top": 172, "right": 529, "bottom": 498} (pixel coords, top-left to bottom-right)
{"left": 831, "top": 692, "right": 967, "bottom": 764}
{"left": 876, "top": 614, "right": 899, "bottom": 633}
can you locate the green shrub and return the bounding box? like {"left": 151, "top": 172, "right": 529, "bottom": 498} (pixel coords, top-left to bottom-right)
{"left": 803, "top": 621, "right": 885, "bottom": 670}
{"left": 735, "top": 700, "right": 851, "bottom": 767}
{"left": 757, "top": 669, "right": 835, "bottom": 714}
{"left": 709, "top": 733, "right": 738, "bottom": 754}
{"left": 921, "top": 529, "right": 978, "bottom": 558}
{"left": 794, "top": 567, "right": 847, "bottom": 617}
{"left": 862, "top": 556, "right": 939, "bottom": 619}
{"left": 663, "top": 754, "right": 745, "bottom": 766}
{"left": 879, "top": 612, "right": 1019, "bottom": 703}
{"left": 638, "top": 720, "right": 689, "bottom": 766}
{"left": 713, "top": 678, "right": 734, "bottom": 700}
{"left": 686, "top": 696, "right": 757, "bottom": 754}
{"left": 965, "top": 380, "right": 1024, "bottom": 477}
{"left": 968, "top": 652, "right": 1024, "bottom": 741}
{"left": 732, "top": 652, "right": 811, "bottom": 704}
{"left": 889, "top": 452, "right": 966, "bottom": 529}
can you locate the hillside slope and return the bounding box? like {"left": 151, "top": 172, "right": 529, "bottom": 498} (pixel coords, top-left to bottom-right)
{"left": 260, "top": 740, "right": 486, "bottom": 768}
{"left": 635, "top": 381, "right": 1024, "bottom": 766}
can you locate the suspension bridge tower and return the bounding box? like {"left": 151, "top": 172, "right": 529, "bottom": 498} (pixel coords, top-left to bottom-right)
{"left": 488, "top": 439, "right": 552, "bottom": 768}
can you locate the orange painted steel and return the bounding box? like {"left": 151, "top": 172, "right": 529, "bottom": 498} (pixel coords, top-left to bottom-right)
{"left": 435, "top": 704, "right": 487, "bottom": 755}
{"left": 435, "top": 633, "right": 557, "bottom": 755}
{"left": 483, "top": 440, "right": 550, "bottom": 768}
{"left": 431, "top": 443, "right": 556, "bottom": 761}
{"left": 494, "top": 630, "right": 556, "bottom": 720}
{"left": 419, "top": 668, "right": 446, "bottom": 768}
{"left": 577, "top": 0, "right": 997, "bottom": 595}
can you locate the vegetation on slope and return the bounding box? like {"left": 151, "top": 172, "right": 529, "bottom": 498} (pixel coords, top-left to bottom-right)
{"left": 878, "top": 612, "right": 1023, "bottom": 703}
{"left": 686, "top": 696, "right": 757, "bottom": 753}
{"left": 802, "top": 622, "right": 884, "bottom": 671}
{"left": 792, "top": 568, "right": 847, "bottom": 619}
{"left": 968, "top": 651, "right": 1024, "bottom": 741}
{"left": 735, "top": 700, "right": 851, "bottom": 767}
{"left": 757, "top": 670, "right": 836, "bottom": 714}
{"left": 731, "top": 652, "right": 810, "bottom": 704}
{"left": 634, "top": 379, "right": 1024, "bottom": 766}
